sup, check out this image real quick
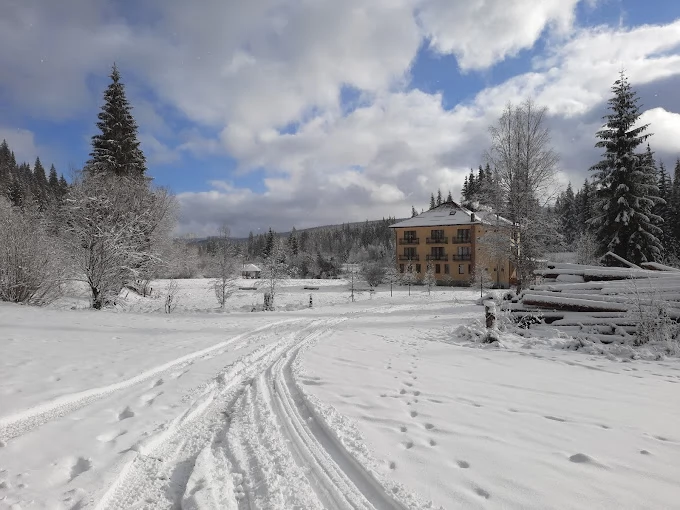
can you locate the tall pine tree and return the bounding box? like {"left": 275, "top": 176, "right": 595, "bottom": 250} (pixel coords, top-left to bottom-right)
{"left": 88, "top": 64, "right": 146, "bottom": 178}
{"left": 589, "top": 72, "right": 664, "bottom": 264}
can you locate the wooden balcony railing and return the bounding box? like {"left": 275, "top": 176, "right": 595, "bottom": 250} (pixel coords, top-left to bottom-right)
{"left": 399, "top": 238, "right": 420, "bottom": 245}
{"left": 426, "top": 254, "right": 448, "bottom": 261}
{"left": 426, "top": 237, "right": 448, "bottom": 244}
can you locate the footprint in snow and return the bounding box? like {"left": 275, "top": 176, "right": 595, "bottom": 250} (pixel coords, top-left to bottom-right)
{"left": 399, "top": 389, "right": 407, "bottom": 395}
{"left": 544, "top": 415, "right": 567, "bottom": 422}
{"left": 457, "top": 460, "right": 470, "bottom": 468}
{"left": 402, "top": 440, "right": 414, "bottom": 449}
{"left": 410, "top": 411, "right": 418, "bottom": 418}
{"left": 429, "top": 439, "right": 437, "bottom": 446}
{"left": 404, "top": 382, "right": 413, "bottom": 387}
{"left": 568, "top": 453, "right": 594, "bottom": 464}
{"left": 388, "top": 461, "right": 397, "bottom": 470}
{"left": 118, "top": 407, "right": 135, "bottom": 421}
{"left": 423, "top": 423, "right": 434, "bottom": 430}
{"left": 399, "top": 426, "right": 407, "bottom": 432}
{"left": 640, "top": 450, "right": 651, "bottom": 455}
{"left": 152, "top": 378, "right": 164, "bottom": 388}
{"left": 474, "top": 487, "right": 490, "bottom": 499}
{"left": 69, "top": 457, "right": 93, "bottom": 481}
{"left": 413, "top": 390, "right": 420, "bottom": 396}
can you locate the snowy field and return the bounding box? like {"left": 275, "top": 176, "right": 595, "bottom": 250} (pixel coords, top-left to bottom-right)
{"left": 1, "top": 279, "right": 679, "bottom": 509}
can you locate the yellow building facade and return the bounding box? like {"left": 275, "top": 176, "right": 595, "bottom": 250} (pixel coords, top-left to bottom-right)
{"left": 389, "top": 203, "right": 513, "bottom": 288}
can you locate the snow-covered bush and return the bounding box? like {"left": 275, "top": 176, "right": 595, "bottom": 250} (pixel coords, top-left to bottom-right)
{"left": 627, "top": 278, "right": 679, "bottom": 351}
{"left": 0, "top": 199, "right": 65, "bottom": 305}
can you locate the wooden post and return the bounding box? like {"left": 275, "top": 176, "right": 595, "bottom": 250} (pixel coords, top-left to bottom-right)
{"left": 485, "top": 303, "right": 496, "bottom": 329}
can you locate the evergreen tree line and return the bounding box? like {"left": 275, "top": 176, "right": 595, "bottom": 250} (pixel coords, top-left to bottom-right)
{"left": 220, "top": 218, "right": 398, "bottom": 278}
{"left": 0, "top": 141, "right": 68, "bottom": 210}
{"left": 1, "top": 65, "right": 177, "bottom": 308}
{"left": 555, "top": 153, "right": 680, "bottom": 264}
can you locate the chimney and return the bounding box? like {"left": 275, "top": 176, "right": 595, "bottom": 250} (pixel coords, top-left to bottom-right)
{"left": 471, "top": 212, "right": 476, "bottom": 222}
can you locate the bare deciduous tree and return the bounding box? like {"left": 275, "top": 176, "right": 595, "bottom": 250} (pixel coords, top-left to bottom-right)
{"left": 383, "top": 266, "right": 400, "bottom": 297}
{"left": 362, "top": 262, "right": 385, "bottom": 290}
{"left": 402, "top": 260, "right": 417, "bottom": 296}
{"left": 261, "top": 239, "right": 289, "bottom": 310}
{"left": 422, "top": 262, "right": 436, "bottom": 295}
{"left": 62, "top": 173, "right": 176, "bottom": 309}
{"left": 485, "top": 98, "right": 559, "bottom": 293}
{"left": 470, "top": 263, "right": 493, "bottom": 298}
{"left": 210, "top": 225, "right": 238, "bottom": 309}
{"left": 0, "top": 198, "right": 65, "bottom": 305}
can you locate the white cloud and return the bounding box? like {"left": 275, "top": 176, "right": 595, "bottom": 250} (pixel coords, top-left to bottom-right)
{"left": 639, "top": 108, "right": 680, "bottom": 156}
{"left": 418, "top": 0, "right": 581, "bottom": 70}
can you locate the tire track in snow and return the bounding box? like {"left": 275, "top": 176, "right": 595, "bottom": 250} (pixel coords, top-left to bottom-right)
{"left": 266, "top": 341, "right": 408, "bottom": 510}
{"left": 93, "top": 319, "right": 342, "bottom": 510}
{"left": 0, "top": 318, "right": 300, "bottom": 443}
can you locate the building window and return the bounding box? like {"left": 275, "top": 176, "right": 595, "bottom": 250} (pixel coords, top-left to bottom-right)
{"left": 435, "top": 264, "right": 441, "bottom": 274}
{"left": 455, "top": 229, "right": 471, "bottom": 243}
{"left": 404, "top": 230, "right": 417, "bottom": 241}
{"left": 444, "top": 264, "right": 450, "bottom": 274}
{"left": 458, "top": 264, "right": 464, "bottom": 274}
{"left": 416, "top": 264, "right": 421, "bottom": 273}
{"left": 400, "top": 264, "right": 404, "bottom": 273}
{"left": 468, "top": 264, "right": 471, "bottom": 273}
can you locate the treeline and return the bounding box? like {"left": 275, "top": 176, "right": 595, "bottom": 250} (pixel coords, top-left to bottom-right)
{"left": 0, "top": 142, "right": 68, "bottom": 210}
{"left": 198, "top": 218, "right": 398, "bottom": 279}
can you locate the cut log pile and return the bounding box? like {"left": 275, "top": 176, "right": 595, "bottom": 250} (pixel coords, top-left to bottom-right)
{"left": 503, "top": 259, "right": 680, "bottom": 344}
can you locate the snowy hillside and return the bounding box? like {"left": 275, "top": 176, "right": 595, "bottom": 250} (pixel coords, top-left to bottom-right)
{"left": 1, "top": 281, "right": 679, "bottom": 509}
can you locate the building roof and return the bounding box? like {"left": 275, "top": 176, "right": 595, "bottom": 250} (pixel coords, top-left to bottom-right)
{"left": 242, "top": 263, "right": 261, "bottom": 272}
{"left": 389, "top": 202, "right": 512, "bottom": 228}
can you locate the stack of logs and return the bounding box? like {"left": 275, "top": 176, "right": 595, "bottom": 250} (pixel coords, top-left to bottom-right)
{"left": 501, "top": 258, "right": 680, "bottom": 344}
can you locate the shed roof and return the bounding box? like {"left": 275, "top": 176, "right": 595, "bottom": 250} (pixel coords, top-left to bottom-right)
{"left": 242, "top": 263, "right": 261, "bottom": 272}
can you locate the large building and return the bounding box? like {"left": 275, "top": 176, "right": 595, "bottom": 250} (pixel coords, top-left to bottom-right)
{"left": 389, "top": 202, "right": 514, "bottom": 288}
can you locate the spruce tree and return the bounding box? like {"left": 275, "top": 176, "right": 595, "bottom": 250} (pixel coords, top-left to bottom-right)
{"left": 589, "top": 72, "right": 664, "bottom": 264}
{"left": 436, "top": 188, "right": 442, "bottom": 206}
{"left": 88, "top": 64, "right": 146, "bottom": 178}
{"left": 429, "top": 193, "right": 436, "bottom": 210}
{"left": 446, "top": 190, "right": 453, "bottom": 203}
{"left": 411, "top": 205, "right": 418, "bottom": 217}
{"left": 462, "top": 176, "right": 469, "bottom": 201}
{"left": 672, "top": 160, "right": 680, "bottom": 250}
{"left": 558, "top": 182, "right": 578, "bottom": 246}
{"left": 48, "top": 164, "right": 59, "bottom": 191}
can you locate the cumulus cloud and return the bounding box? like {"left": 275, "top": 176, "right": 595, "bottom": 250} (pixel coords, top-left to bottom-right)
{"left": 418, "top": 0, "right": 581, "bottom": 70}
{"left": 639, "top": 108, "right": 680, "bottom": 156}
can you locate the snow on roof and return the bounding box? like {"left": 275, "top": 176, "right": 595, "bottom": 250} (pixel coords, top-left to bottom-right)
{"left": 389, "top": 202, "right": 512, "bottom": 228}
{"left": 242, "top": 263, "right": 261, "bottom": 272}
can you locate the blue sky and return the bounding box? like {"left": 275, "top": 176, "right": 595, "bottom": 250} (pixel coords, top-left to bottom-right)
{"left": 2, "top": 0, "right": 680, "bottom": 236}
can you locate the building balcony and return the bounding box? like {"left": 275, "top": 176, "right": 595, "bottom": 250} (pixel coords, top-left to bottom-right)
{"left": 426, "top": 237, "right": 448, "bottom": 244}
{"left": 451, "top": 254, "right": 472, "bottom": 261}
{"left": 399, "top": 254, "right": 420, "bottom": 261}
{"left": 426, "top": 254, "right": 448, "bottom": 261}
{"left": 450, "top": 237, "right": 471, "bottom": 244}
{"left": 398, "top": 238, "right": 420, "bottom": 245}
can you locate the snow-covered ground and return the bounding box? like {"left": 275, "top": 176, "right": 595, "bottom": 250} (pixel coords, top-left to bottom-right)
{"left": 1, "top": 280, "right": 679, "bottom": 509}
